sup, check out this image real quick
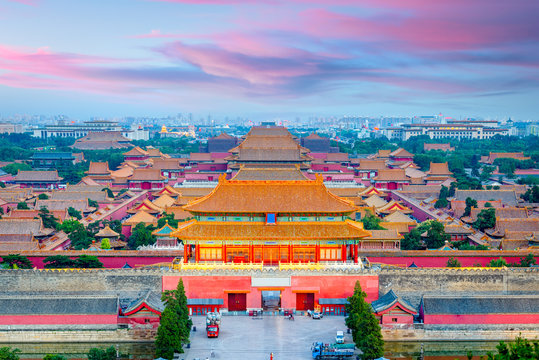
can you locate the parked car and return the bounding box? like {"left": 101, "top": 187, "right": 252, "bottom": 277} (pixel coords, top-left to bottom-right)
{"left": 311, "top": 311, "right": 323, "bottom": 319}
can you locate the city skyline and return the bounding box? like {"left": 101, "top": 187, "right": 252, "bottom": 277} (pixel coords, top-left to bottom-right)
{"left": 1, "top": 0, "right": 538, "bottom": 120}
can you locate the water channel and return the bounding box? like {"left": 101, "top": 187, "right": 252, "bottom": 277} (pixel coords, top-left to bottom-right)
{"left": 8, "top": 341, "right": 503, "bottom": 360}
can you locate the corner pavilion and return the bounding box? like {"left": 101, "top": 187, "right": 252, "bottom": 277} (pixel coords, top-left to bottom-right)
{"left": 172, "top": 175, "right": 371, "bottom": 264}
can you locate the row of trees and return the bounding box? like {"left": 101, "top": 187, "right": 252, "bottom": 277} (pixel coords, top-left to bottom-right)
{"left": 447, "top": 254, "right": 536, "bottom": 268}
{"left": 0, "top": 254, "right": 104, "bottom": 269}
{"left": 401, "top": 220, "right": 450, "bottom": 250}
{"left": 0, "top": 346, "right": 117, "bottom": 360}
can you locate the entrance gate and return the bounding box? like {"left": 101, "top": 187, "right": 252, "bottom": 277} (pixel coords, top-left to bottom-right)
{"left": 296, "top": 293, "right": 315, "bottom": 311}
{"left": 261, "top": 291, "right": 281, "bottom": 310}
{"left": 227, "top": 293, "right": 246, "bottom": 311}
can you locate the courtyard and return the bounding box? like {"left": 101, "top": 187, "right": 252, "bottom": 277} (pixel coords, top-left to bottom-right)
{"left": 179, "top": 314, "right": 352, "bottom": 360}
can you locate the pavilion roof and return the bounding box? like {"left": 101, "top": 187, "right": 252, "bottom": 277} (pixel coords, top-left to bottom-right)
{"left": 363, "top": 229, "right": 403, "bottom": 240}
{"left": 358, "top": 186, "right": 386, "bottom": 197}
{"left": 383, "top": 211, "right": 416, "bottom": 224}
{"left": 128, "top": 199, "right": 162, "bottom": 214}
{"left": 123, "top": 211, "right": 158, "bottom": 226}
{"left": 152, "top": 222, "right": 177, "bottom": 236}
{"left": 183, "top": 175, "right": 357, "bottom": 214}
{"left": 128, "top": 169, "right": 165, "bottom": 181}
{"left": 153, "top": 194, "right": 176, "bottom": 209}
{"left": 14, "top": 170, "right": 62, "bottom": 182}
{"left": 87, "top": 162, "right": 110, "bottom": 175}
{"left": 389, "top": 148, "right": 414, "bottom": 158}
{"left": 372, "top": 169, "right": 409, "bottom": 182}
{"left": 171, "top": 219, "right": 370, "bottom": 241}
{"left": 95, "top": 225, "right": 119, "bottom": 238}
{"left": 357, "top": 159, "right": 387, "bottom": 171}
{"left": 363, "top": 194, "right": 388, "bottom": 208}
{"left": 377, "top": 200, "right": 413, "bottom": 214}
{"left": 153, "top": 185, "right": 181, "bottom": 198}
{"left": 123, "top": 146, "right": 149, "bottom": 157}
{"left": 151, "top": 158, "right": 184, "bottom": 171}
{"left": 371, "top": 290, "right": 417, "bottom": 315}
{"left": 427, "top": 162, "right": 453, "bottom": 176}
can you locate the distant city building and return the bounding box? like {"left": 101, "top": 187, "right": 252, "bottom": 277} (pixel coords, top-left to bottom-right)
{"left": 0, "top": 123, "right": 24, "bottom": 134}
{"left": 206, "top": 132, "right": 238, "bottom": 153}
{"left": 383, "top": 122, "right": 509, "bottom": 141}
{"left": 32, "top": 120, "right": 148, "bottom": 140}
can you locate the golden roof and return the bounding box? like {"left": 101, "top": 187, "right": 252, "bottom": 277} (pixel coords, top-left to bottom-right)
{"left": 182, "top": 175, "right": 358, "bottom": 214}
{"left": 124, "top": 211, "right": 158, "bottom": 226}
{"left": 171, "top": 219, "right": 370, "bottom": 241}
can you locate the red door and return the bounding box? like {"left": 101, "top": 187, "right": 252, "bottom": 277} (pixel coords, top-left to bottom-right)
{"left": 228, "top": 293, "right": 247, "bottom": 311}
{"left": 296, "top": 293, "right": 314, "bottom": 311}
{"left": 141, "top": 182, "right": 151, "bottom": 190}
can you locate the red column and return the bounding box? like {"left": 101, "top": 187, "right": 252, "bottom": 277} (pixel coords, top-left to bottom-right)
{"left": 341, "top": 244, "right": 346, "bottom": 262}
{"left": 195, "top": 245, "right": 199, "bottom": 263}
{"left": 184, "top": 244, "right": 189, "bottom": 263}
{"left": 354, "top": 243, "right": 359, "bottom": 264}
{"left": 223, "top": 243, "right": 227, "bottom": 263}
{"left": 288, "top": 243, "right": 292, "bottom": 263}
{"left": 249, "top": 242, "right": 254, "bottom": 263}
{"left": 315, "top": 243, "right": 320, "bottom": 263}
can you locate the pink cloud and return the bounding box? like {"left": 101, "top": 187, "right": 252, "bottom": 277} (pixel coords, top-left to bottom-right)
{"left": 7, "top": 0, "right": 38, "bottom": 6}
{"left": 128, "top": 29, "right": 183, "bottom": 39}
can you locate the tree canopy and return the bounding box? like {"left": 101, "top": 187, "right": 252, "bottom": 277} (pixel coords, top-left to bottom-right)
{"left": 360, "top": 210, "right": 385, "bottom": 230}
{"left": 0, "top": 254, "right": 33, "bottom": 269}
{"left": 87, "top": 347, "right": 116, "bottom": 360}
{"left": 155, "top": 278, "right": 192, "bottom": 359}
{"left": 345, "top": 281, "right": 384, "bottom": 360}
{"left": 128, "top": 222, "right": 156, "bottom": 249}
{"left": 0, "top": 347, "right": 20, "bottom": 360}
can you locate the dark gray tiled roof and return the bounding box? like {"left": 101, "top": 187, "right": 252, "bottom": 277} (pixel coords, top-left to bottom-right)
{"left": 0, "top": 296, "right": 118, "bottom": 315}
{"left": 454, "top": 190, "right": 518, "bottom": 206}
{"left": 371, "top": 290, "right": 417, "bottom": 314}
{"left": 422, "top": 295, "right": 539, "bottom": 315}
{"left": 120, "top": 290, "right": 165, "bottom": 314}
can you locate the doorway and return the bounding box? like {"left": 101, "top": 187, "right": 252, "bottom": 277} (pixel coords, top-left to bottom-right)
{"left": 296, "top": 293, "right": 315, "bottom": 311}
{"left": 228, "top": 293, "right": 247, "bottom": 311}
{"left": 261, "top": 290, "right": 281, "bottom": 310}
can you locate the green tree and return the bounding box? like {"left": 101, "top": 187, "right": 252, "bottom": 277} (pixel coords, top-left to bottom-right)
{"left": 43, "top": 255, "right": 75, "bottom": 269}
{"left": 489, "top": 257, "right": 507, "bottom": 267}
{"left": 87, "top": 346, "right": 116, "bottom": 360}
{"left": 88, "top": 198, "right": 99, "bottom": 208}
{"left": 360, "top": 210, "right": 385, "bottom": 230}
{"left": 74, "top": 255, "right": 104, "bottom": 268}
{"left": 345, "top": 281, "right": 384, "bottom": 360}
{"left": 102, "top": 188, "right": 114, "bottom": 199}
{"left": 0, "top": 254, "right": 33, "bottom": 269}
{"left": 38, "top": 193, "right": 49, "bottom": 200}
{"left": 434, "top": 197, "right": 448, "bottom": 208}
{"left": 39, "top": 207, "right": 59, "bottom": 229}
{"left": 155, "top": 279, "right": 192, "bottom": 359}
{"left": 463, "top": 197, "right": 477, "bottom": 217}
{"left": 519, "top": 253, "right": 536, "bottom": 267}
{"left": 486, "top": 336, "right": 539, "bottom": 360}
{"left": 424, "top": 221, "right": 450, "bottom": 249}
{"left": 101, "top": 238, "right": 111, "bottom": 250}
{"left": 401, "top": 228, "right": 422, "bottom": 250}
{"left": 59, "top": 219, "right": 82, "bottom": 233}
{"left": 0, "top": 347, "right": 20, "bottom": 360}
{"left": 446, "top": 257, "right": 461, "bottom": 267}
{"left": 473, "top": 208, "right": 496, "bottom": 231}
{"left": 16, "top": 202, "right": 29, "bottom": 210}
{"left": 68, "top": 223, "right": 94, "bottom": 250}
{"left": 0, "top": 182, "right": 5, "bottom": 188}
{"left": 157, "top": 212, "right": 179, "bottom": 229}
{"left": 521, "top": 185, "right": 539, "bottom": 203}
{"left": 67, "top": 207, "right": 82, "bottom": 220}
{"left": 2, "top": 163, "right": 31, "bottom": 175}
{"left": 128, "top": 222, "right": 156, "bottom": 249}
{"left": 43, "top": 355, "right": 66, "bottom": 360}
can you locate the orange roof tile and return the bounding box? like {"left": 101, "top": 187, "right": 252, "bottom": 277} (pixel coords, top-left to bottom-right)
{"left": 123, "top": 211, "right": 158, "bottom": 226}
{"left": 427, "top": 162, "right": 453, "bottom": 176}
{"left": 152, "top": 194, "right": 176, "bottom": 209}
{"left": 172, "top": 219, "right": 370, "bottom": 241}
{"left": 182, "top": 175, "right": 357, "bottom": 214}
{"left": 373, "top": 169, "right": 409, "bottom": 182}
{"left": 377, "top": 200, "right": 413, "bottom": 214}
{"left": 123, "top": 146, "right": 149, "bottom": 157}
{"left": 389, "top": 148, "right": 414, "bottom": 158}
{"left": 128, "top": 169, "right": 165, "bottom": 181}
{"left": 95, "top": 225, "right": 119, "bottom": 238}
{"left": 357, "top": 159, "right": 387, "bottom": 171}
{"left": 87, "top": 162, "right": 110, "bottom": 175}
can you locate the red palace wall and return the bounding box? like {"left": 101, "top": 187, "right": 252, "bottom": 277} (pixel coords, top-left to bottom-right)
{"left": 6, "top": 253, "right": 178, "bottom": 268}
{"left": 0, "top": 314, "right": 117, "bottom": 325}
{"left": 367, "top": 255, "right": 531, "bottom": 267}
{"left": 424, "top": 314, "right": 539, "bottom": 325}
{"left": 163, "top": 275, "right": 379, "bottom": 310}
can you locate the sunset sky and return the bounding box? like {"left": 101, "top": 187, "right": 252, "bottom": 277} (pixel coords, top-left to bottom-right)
{"left": 1, "top": 0, "right": 538, "bottom": 120}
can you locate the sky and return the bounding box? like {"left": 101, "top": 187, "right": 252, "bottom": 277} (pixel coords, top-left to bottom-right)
{"left": 0, "top": 0, "right": 538, "bottom": 121}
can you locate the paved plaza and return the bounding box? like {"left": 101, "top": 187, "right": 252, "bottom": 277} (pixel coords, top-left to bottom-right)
{"left": 179, "top": 314, "right": 354, "bottom": 360}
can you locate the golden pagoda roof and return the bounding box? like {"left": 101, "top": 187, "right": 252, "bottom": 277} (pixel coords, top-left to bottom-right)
{"left": 182, "top": 175, "right": 358, "bottom": 214}
{"left": 171, "top": 219, "right": 370, "bottom": 241}
{"left": 127, "top": 199, "right": 162, "bottom": 214}
{"left": 382, "top": 210, "right": 416, "bottom": 224}
{"left": 152, "top": 194, "right": 176, "bottom": 209}
{"left": 124, "top": 211, "right": 158, "bottom": 226}
{"left": 363, "top": 194, "right": 388, "bottom": 208}
{"left": 95, "top": 225, "right": 119, "bottom": 238}
{"left": 377, "top": 200, "right": 413, "bottom": 214}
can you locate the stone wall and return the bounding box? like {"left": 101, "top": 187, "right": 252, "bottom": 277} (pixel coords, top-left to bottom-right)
{"left": 0, "top": 269, "right": 162, "bottom": 294}
{"left": 379, "top": 267, "right": 539, "bottom": 306}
